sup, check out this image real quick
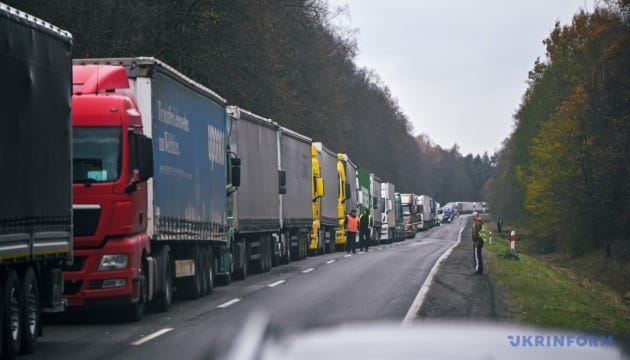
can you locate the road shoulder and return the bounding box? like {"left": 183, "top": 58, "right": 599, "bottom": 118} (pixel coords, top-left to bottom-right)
{"left": 415, "top": 223, "right": 506, "bottom": 321}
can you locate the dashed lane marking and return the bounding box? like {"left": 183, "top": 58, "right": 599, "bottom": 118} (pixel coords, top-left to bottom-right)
{"left": 267, "top": 280, "right": 286, "bottom": 288}
{"left": 326, "top": 260, "right": 336, "bottom": 264}
{"left": 130, "top": 328, "right": 174, "bottom": 346}
{"left": 302, "top": 268, "right": 315, "bottom": 273}
{"left": 217, "top": 298, "right": 241, "bottom": 309}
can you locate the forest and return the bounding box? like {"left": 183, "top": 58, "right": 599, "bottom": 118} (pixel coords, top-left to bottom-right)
{"left": 484, "top": 2, "right": 629, "bottom": 258}
{"left": 7, "top": 0, "right": 491, "bottom": 202}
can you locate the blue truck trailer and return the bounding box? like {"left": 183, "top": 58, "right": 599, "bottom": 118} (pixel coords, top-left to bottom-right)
{"left": 69, "top": 57, "right": 239, "bottom": 317}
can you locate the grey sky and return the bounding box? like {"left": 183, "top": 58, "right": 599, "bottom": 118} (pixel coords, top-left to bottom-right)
{"left": 328, "top": 0, "right": 592, "bottom": 156}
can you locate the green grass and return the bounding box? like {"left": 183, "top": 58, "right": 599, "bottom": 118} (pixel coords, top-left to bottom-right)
{"left": 484, "top": 234, "right": 630, "bottom": 337}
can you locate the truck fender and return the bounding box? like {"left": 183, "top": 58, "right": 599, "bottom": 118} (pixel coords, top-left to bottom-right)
{"left": 147, "top": 256, "right": 156, "bottom": 302}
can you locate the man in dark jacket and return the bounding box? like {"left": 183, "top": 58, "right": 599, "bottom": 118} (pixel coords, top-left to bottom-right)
{"left": 471, "top": 211, "right": 484, "bottom": 275}
{"left": 359, "top": 209, "right": 371, "bottom": 252}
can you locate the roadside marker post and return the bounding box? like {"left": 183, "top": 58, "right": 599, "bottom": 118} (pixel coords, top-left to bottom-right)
{"left": 509, "top": 230, "right": 516, "bottom": 253}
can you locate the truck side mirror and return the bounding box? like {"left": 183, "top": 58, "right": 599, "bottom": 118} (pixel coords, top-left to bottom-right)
{"left": 137, "top": 135, "right": 153, "bottom": 181}
{"left": 314, "top": 177, "right": 324, "bottom": 199}
{"left": 127, "top": 131, "right": 153, "bottom": 194}
{"left": 231, "top": 155, "right": 241, "bottom": 188}
{"left": 278, "top": 170, "right": 286, "bottom": 194}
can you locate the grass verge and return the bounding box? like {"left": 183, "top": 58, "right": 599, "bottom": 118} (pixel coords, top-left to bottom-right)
{"left": 483, "top": 229, "right": 630, "bottom": 338}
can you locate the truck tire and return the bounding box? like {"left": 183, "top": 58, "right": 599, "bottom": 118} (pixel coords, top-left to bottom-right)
{"left": 3, "top": 270, "right": 22, "bottom": 359}
{"left": 327, "top": 229, "right": 336, "bottom": 253}
{"left": 271, "top": 234, "right": 280, "bottom": 268}
{"left": 181, "top": 252, "right": 202, "bottom": 300}
{"left": 317, "top": 230, "right": 325, "bottom": 255}
{"left": 19, "top": 267, "right": 39, "bottom": 354}
{"left": 217, "top": 251, "right": 233, "bottom": 286}
{"left": 280, "top": 232, "right": 290, "bottom": 265}
{"left": 261, "top": 235, "right": 271, "bottom": 273}
{"left": 199, "top": 249, "right": 208, "bottom": 296}
{"left": 204, "top": 247, "right": 214, "bottom": 295}
{"left": 301, "top": 234, "right": 308, "bottom": 260}
{"left": 234, "top": 259, "right": 248, "bottom": 280}
{"left": 234, "top": 241, "right": 249, "bottom": 281}
{"left": 127, "top": 258, "right": 147, "bottom": 322}
{"left": 153, "top": 252, "right": 172, "bottom": 312}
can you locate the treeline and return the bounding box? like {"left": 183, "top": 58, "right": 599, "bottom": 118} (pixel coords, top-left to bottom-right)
{"left": 485, "top": 2, "right": 629, "bottom": 256}
{"left": 9, "top": 0, "right": 491, "bottom": 200}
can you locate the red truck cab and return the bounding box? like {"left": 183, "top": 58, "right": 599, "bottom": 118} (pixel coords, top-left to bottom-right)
{"left": 66, "top": 65, "right": 153, "bottom": 319}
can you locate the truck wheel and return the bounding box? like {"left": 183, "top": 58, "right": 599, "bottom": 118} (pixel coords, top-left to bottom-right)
{"left": 234, "top": 242, "right": 249, "bottom": 281}
{"left": 3, "top": 270, "right": 22, "bottom": 359}
{"left": 234, "top": 258, "right": 248, "bottom": 280}
{"left": 126, "top": 301, "right": 144, "bottom": 322}
{"left": 127, "top": 260, "right": 147, "bottom": 322}
{"left": 205, "top": 247, "right": 214, "bottom": 295}
{"left": 261, "top": 236, "right": 271, "bottom": 272}
{"left": 182, "top": 253, "right": 202, "bottom": 299}
{"left": 280, "top": 232, "right": 290, "bottom": 265}
{"left": 199, "top": 249, "right": 208, "bottom": 296}
{"left": 317, "top": 230, "right": 325, "bottom": 255}
{"left": 271, "top": 234, "right": 280, "bottom": 268}
{"left": 301, "top": 234, "right": 308, "bottom": 260}
{"left": 19, "top": 268, "right": 39, "bottom": 354}
{"left": 153, "top": 255, "right": 172, "bottom": 312}
{"left": 327, "top": 229, "right": 336, "bottom": 253}
{"left": 218, "top": 252, "right": 233, "bottom": 286}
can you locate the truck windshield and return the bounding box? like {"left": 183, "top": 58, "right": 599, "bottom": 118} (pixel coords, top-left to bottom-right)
{"left": 402, "top": 205, "right": 411, "bottom": 216}
{"left": 73, "top": 127, "right": 121, "bottom": 183}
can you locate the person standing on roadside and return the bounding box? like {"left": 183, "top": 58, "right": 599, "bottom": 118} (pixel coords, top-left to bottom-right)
{"left": 471, "top": 211, "right": 484, "bottom": 275}
{"left": 344, "top": 209, "right": 358, "bottom": 254}
{"left": 359, "top": 209, "right": 371, "bottom": 252}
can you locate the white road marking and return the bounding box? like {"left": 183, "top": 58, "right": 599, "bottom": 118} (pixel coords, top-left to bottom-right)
{"left": 267, "top": 280, "right": 286, "bottom": 287}
{"left": 326, "top": 260, "right": 336, "bottom": 264}
{"left": 344, "top": 254, "right": 352, "bottom": 258}
{"left": 217, "top": 298, "right": 241, "bottom": 309}
{"left": 402, "top": 227, "right": 464, "bottom": 326}
{"left": 302, "top": 268, "right": 315, "bottom": 273}
{"left": 130, "top": 328, "right": 174, "bottom": 346}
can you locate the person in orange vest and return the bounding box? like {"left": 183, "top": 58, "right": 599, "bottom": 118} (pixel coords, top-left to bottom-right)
{"left": 344, "top": 209, "right": 358, "bottom": 254}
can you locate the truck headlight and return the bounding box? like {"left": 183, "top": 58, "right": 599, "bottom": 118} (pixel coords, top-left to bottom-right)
{"left": 98, "top": 254, "right": 129, "bottom": 271}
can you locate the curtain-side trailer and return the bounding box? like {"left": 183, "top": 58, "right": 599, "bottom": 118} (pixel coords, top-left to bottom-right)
{"left": 380, "top": 183, "right": 396, "bottom": 243}
{"left": 1, "top": 3, "right": 73, "bottom": 355}
{"left": 335, "top": 154, "right": 358, "bottom": 248}
{"left": 278, "top": 126, "right": 312, "bottom": 263}
{"left": 310, "top": 143, "right": 339, "bottom": 254}
{"left": 227, "top": 107, "right": 281, "bottom": 278}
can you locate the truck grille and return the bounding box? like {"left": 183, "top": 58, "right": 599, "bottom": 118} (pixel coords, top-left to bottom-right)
{"left": 73, "top": 205, "right": 100, "bottom": 236}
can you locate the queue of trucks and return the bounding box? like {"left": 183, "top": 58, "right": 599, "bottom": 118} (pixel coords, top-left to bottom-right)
{"left": 1, "top": 3, "right": 454, "bottom": 358}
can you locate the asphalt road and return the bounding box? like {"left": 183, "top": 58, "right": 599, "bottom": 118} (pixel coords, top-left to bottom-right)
{"left": 24, "top": 217, "right": 466, "bottom": 360}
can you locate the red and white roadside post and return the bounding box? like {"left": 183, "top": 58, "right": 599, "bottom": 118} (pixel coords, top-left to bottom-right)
{"left": 509, "top": 230, "right": 516, "bottom": 253}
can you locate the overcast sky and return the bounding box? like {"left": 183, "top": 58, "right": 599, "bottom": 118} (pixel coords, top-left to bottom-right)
{"left": 327, "top": 0, "right": 592, "bottom": 156}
